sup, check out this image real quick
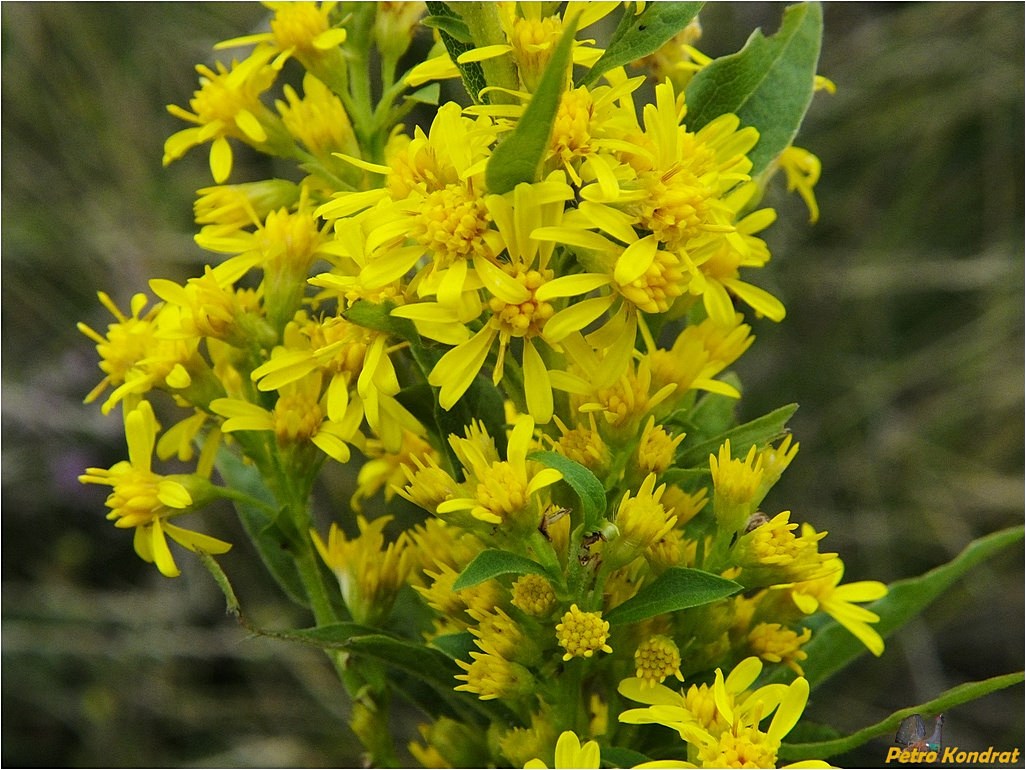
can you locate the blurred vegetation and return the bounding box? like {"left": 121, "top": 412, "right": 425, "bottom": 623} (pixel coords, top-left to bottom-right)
{"left": 2, "top": 3, "right": 1022, "bottom": 767}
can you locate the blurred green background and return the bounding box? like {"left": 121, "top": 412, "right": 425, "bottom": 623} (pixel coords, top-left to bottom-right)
{"left": 2, "top": 3, "right": 1022, "bottom": 767}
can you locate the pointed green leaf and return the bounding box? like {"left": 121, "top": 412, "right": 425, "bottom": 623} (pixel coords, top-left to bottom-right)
{"left": 431, "top": 631, "right": 477, "bottom": 661}
{"left": 424, "top": 1, "right": 488, "bottom": 104}
{"left": 765, "top": 526, "right": 1025, "bottom": 690}
{"left": 578, "top": 2, "right": 704, "bottom": 88}
{"left": 601, "top": 746, "right": 654, "bottom": 768}
{"left": 485, "top": 16, "right": 578, "bottom": 194}
{"left": 420, "top": 14, "right": 472, "bottom": 44}
{"left": 780, "top": 671, "right": 1025, "bottom": 761}
{"left": 452, "top": 548, "right": 551, "bottom": 591}
{"left": 685, "top": 2, "right": 823, "bottom": 174}
{"left": 604, "top": 567, "right": 742, "bottom": 625}
{"left": 675, "top": 403, "right": 798, "bottom": 468}
{"left": 528, "top": 450, "right": 608, "bottom": 529}
{"left": 215, "top": 449, "right": 309, "bottom": 607}
{"left": 405, "top": 82, "right": 441, "bottom": 106}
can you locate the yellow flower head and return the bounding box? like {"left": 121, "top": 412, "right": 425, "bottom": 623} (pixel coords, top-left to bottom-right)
{"left": 164, "top": 46, "right": 280, "bottom": 183}
{"left": 747, "top": 623, "right": 812, "bottom": 676}
{"left": 276, "top": 72, "right": 357, "bottom": 162}
{"left": 78, "top": 400, "right": 230, "bottom": 577}
{"left": 634, "top": 634, "right": 685, "bottom": 688}
{"left": 437, "top": 415, "right": 562, "bottom": 531}
{"left": 511, "top": 573, "right": 558, "bottom": 617}
{"left": 637, "top": 416, "right": 686, "bottom": 475}
{"left": 524, "top": 730, "right": 602, "bottom": 769}
{"left": 555, "top": 604, "right": 613, "bottom": 661}
{"left": 312, "top": 516, "right": 413, "bottom": 625}
{"left": 455, "top": 641, "right": 535, "bottom": 701}
{"left": 78, "top": 292, "right": 199, "bottom": 415}
{"left": 734, "top": 511, "right": 836, "bottom": 587}
{"left": 787, "top": 554, "right": 888, "bottom": 656}
{"left": 608, "top": 473, "right": 678, "bottom": 566}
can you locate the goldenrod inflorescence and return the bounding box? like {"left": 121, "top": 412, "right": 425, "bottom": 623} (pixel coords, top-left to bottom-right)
{"left": 76, "top": 3, "right": 896, "bottom": 767}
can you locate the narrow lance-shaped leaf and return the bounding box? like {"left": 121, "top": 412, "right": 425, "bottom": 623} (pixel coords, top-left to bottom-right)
{"left": 604, "top": 567, "right": 742, "bottom": 626}
{"left": 763, "top": 526, "right": 1025, "bottom": 690}
{"left": 676, "top": 403, "right": 798, "bottom": 468}
{"left": 528, "top": 450, "right": 607, "bottom": 529}
{"left": 424, "top": 1, "right": 488, "bottom": 104}
{"left": 215, "top": 449, "right": 309, "bottom": 607}
{"left": 485, "top": 15, "right": 579, "bottom": 194}
{"left": 577, "top": 2, "right": 704, "bottom": 89}
{"left": 685, "top": 2, "right": 823, "bottom": 174}
{"left": 452, "top": 548, "right": 553, "bottom": 591}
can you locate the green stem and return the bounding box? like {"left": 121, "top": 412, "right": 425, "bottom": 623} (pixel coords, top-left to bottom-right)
{"left": 459, "top": 2, "right": 519, "bottom": 101}
{"left": 779, "top": 671, "right": 1025, "bottom": 761}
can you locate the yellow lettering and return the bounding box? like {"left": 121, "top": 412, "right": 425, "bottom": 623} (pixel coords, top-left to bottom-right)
{"left": 924, "top": 751, "right": 937, "bottom": 763}
{"left": 941, "top": 746, "right": 957, "bottom": 763}
{"left": 885, "top": 747, "right": 902, "bottom": 763}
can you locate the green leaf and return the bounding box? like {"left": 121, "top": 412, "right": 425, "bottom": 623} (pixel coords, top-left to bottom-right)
{"left": 215, "top": 449, "right": 309, "bottom": 607}
{"left": 405, "top": 82, "right": 441, "bottom": 106}
{"left": 273, "top": 621, "right": 381, "bottom": 649}
{"left": 528, "top": 451, "right": 608, "bottom": 529}
{"left": 779, "top": 671, "right": 1025, "bottom": 761}
{"left": 578, "top": 2, "right": 704, "bottom": 89}
{"left": 601, "top": 746, "right": 653, "bottom": 768}
{"left": 685, "top": 2, "right": 823, "bottom": 174}
{"left": 665, "top": 371, "right": 742, "bottom": 438}
{"left": 675, "top": 403, "right": 798, "bottom": 468}
{"left": 423, "top": 2, "right": 488, "bottom": 104}
{"left": 767, "top": 526, "right": 1025, "bottom": 689}
{"left": 452, "top": 548, "right": 551, "bottom": 591}
{"left": 604, "top": 567, "right": 742, "bottom": 626}
{"left": 485, "top": 16, "right": 578, "bottom": 194}
{"left": 420, "top": 13, "right": 472, "bottom": 43}
{"left": 431, "top": 631, "right": 477, "bottom": 661}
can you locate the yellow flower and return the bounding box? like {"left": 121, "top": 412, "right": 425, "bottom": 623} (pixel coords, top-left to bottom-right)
{"left": 524, "top": 730, "right": 602, "bottom": 769}
{"left": 620, "top": 657, "right": 829, "bottom": 768}
{"left": 311, "top": 516, "right": 413, "bottom": 625}
{"left": 149, "top": 266, "right": 267, "bottom": 347}
{"left": 455, "top": 641, "right": 535, "bottom": 701}
{"left": 634, "top": 634, "right": 685, "bottom": 688}
{"left": 511, "top": 573, "right": 558, "bottom": 617}
{"left": 747, "top": 623, "right": 812, "bottom": 676}
{"left": 734, "top": 511, "right": 836, "bottom": 587}
{"left": 78, "top": 401, "right": 230, "bottom": 578}
{"left": 77, "top": 292, "right": 200, "bottom": 415}
{"left": 775, "top": 146, "right": 823, "bottom": 223}
{"left": 608, "top": 473, "right": 677, "bottom": 566}
{"left": 215, "top": 2, "right": 348, "bottom": 71}
{"left": 164, "top": 46, "right": 282, "bottom": 183}
{"left": 210, "top": 370, "right": 361, "bottom": 463}
{"left": 786, "top": 555, "right": 888, "bottom": 656}
{"left": 555, "top": 604, "right": 613, "bottom": 661}
{"left": 393, "top": 174, "right": 584, "bottom": 422}
{"left": 275, "top": 72, "right": 358, "bottom": 163}
{"left": 436, "top": 413, "right": 562, "bottom": 531}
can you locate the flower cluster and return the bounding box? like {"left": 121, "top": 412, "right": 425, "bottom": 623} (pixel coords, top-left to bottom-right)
{"left": 77, "top": 3, "right": 886, "bottom": 767}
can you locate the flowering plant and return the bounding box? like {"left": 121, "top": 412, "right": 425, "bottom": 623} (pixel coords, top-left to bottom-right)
{"left": 77, "top": 3, "right": 1022, "bottom": 767}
